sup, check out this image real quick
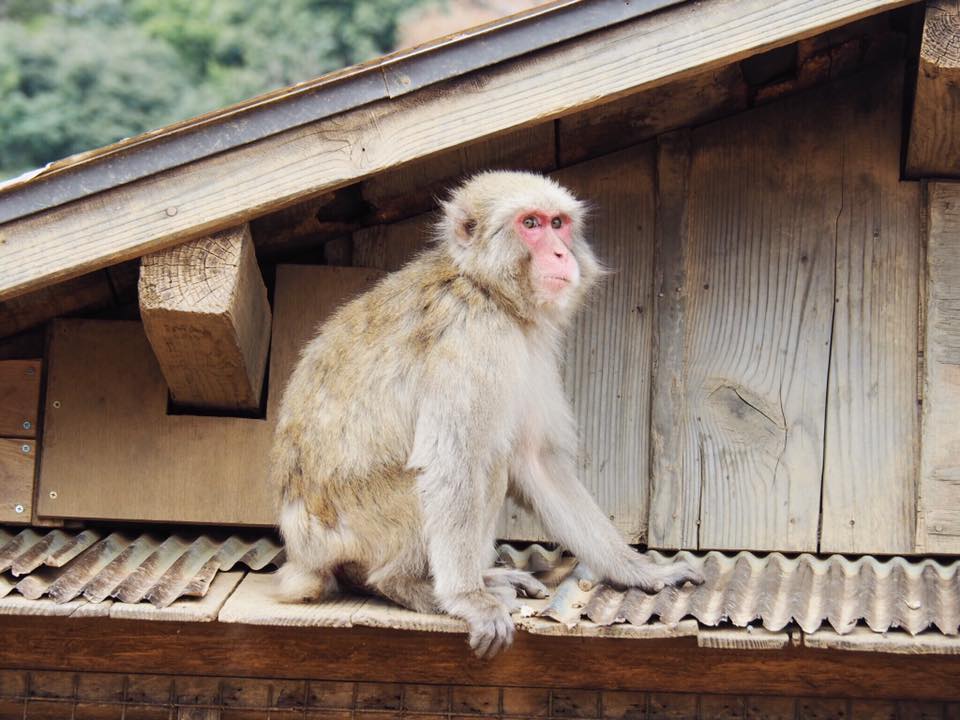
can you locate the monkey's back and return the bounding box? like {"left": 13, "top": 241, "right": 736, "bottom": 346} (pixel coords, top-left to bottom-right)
{"left": 271, "top": 247, "right": 521, "bottom": 538}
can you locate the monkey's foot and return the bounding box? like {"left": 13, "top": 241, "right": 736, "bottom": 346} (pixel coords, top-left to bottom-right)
{"left": 443, "top": 590, "right": 515, "bottom": 659}
{"left": 483, "top": 567, "right": 549, "bottom": 608}
{"left": 612, "top": 555, "right": 705, "bottom": 594}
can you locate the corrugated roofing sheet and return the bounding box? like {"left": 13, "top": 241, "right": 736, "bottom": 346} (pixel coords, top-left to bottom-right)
{"left": 509, "top": 548, "right": 960, "bottom": 637}
{"left": 0, "top": 527, "right": 282, "bottom": 608}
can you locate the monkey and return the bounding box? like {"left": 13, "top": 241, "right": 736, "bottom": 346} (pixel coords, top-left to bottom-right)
{"left": 270, "top": 170, "right": 704, "bottom": 658}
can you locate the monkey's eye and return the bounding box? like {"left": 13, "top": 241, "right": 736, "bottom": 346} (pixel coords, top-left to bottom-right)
{"left": 522, "top": 216, "right": 540, "bottom": 229}
{"left": 551, "top": 216, "right": 563, "bottom": 229}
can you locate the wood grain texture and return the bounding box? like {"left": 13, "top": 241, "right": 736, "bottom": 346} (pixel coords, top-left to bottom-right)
{"left": 139, "top": 224, "right": 271, "bottom": 411}
{"left": 0, "top": 270, "right": 114, "bottom": 338}
{"left": 352, "top": 215, "right": 433, "bottom": 271}
{"left": 0, "top": 360, "right": 40, "bottom": 438}
{"left": 649, "top": 75, "right": 843, "bottom": 551}
{"left": 37, "top": 266, "right": 381, "bottom": 524}
{"left": 906, "top": 0, "right": 960, "bottom": 178}
{"left": 2, "top": 617, "right": 960, "bottom": 701}
{"left": 917, "top": 182, "right": 960, "bottom": 553}
{"left": 557, "top": 64, "right": 748, "bottom": 166}
{"left": 820, "top": 68, "right": 921, "bottom": 554}
{"left": 0, "top": 0, "right": 913, "bottom": 301}
{"left": 0, "top": 439, "right": 34, "bottom": 524}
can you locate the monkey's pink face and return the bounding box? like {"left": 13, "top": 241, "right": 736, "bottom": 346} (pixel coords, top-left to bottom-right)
{"left": 515, "top": 210, "right": 579, "bottom": 299}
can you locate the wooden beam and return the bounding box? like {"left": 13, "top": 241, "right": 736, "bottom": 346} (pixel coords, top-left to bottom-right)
{"left": 0, "top": 617, "right": 959, "bottom": 701}
{"left": 138, "top": 225, "right": 271, "bottom": 412}
{"left": 906, "top": 0, "right": 960, "bottom": 178}
{"left": 917, "top": 181, "right": 960, "bottom": 553}
{"left": 0, "top": 0, "right": 913, "bottom": 301}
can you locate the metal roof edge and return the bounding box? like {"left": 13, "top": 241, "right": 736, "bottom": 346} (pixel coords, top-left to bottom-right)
{"left": 0, "top": 0, "right": 683, "bottom": 226}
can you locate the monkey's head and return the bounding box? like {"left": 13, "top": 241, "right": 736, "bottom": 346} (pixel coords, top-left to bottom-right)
{"left": 439, "top": 171, "right": 601, "bottom": 323}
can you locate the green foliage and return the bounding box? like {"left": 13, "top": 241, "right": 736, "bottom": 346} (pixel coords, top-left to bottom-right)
{"left": 0, "top": 0, "right": 434, "bottom": 179}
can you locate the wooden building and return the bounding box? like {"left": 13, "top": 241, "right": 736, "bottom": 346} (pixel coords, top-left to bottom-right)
{"left": 1, "top": 0, "right": 960, "bottom": 716}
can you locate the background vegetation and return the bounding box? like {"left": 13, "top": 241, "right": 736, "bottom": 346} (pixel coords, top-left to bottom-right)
{"left": 0, "top": 0, "right": 435, "bottom": 180}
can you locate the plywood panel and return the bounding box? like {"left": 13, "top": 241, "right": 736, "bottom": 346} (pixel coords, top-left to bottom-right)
{"left": 648, "top": 74, "right": 843, "bottom": 551}
{"left": 820, "top": 68, "right": 921, "bottom": 554}
{"left": 0, "top": 360, "right": 40, "bottom": 438}
{"left": 916, "top": 182, "right": 960, "bottom": 554}
{"left": 0, "top": 439, "right": 34, "bottom": 524}
{"left": 37, "top": 267, "right": 381, "bottom": 524}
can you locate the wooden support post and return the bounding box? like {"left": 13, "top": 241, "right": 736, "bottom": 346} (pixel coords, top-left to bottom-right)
{"left": 138, "top": 225, "right": 271, "bottom": 412}
{"left": 906, "top": 0, "right": 960, "bottom": 178}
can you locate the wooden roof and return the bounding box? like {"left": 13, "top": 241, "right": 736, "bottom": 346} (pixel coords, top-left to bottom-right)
{"left": 0, "top": 0, "right": 915, "bottom": 302}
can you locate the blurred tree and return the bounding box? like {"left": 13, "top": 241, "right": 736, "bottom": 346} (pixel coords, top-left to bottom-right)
{"left": 0, "top": 0, "right": 434, "bottom": 179}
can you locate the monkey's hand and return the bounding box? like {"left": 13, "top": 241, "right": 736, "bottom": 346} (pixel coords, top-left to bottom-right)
{"left": 483, "top": 567, "right": 549, "bottom": 611}
{"left": 444, "top": 589, "right": 516, "bottom": 659}
{"left": 607, "top": 551, "right": 705, "bottom": 594}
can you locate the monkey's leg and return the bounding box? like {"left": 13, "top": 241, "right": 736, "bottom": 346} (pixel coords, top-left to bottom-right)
{"left": 372, "top": 576, "right": 438, "bottom": 614}
{"left": 511, "top": 448, "right": 704, "bottom": 593}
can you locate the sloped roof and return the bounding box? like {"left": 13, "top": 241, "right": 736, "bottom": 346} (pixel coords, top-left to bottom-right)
{"left": 0, "top": 0, "right": 915, "bottom": 302}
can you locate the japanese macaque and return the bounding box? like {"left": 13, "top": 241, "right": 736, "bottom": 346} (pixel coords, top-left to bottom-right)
{"left": 271, "top": 170, "right": 704, "bottom": 657}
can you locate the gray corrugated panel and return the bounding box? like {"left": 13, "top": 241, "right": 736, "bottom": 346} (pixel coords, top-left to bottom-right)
{"left": 527, "top": 550, "right": 960, "bottom": 636}
{"left": 0, "top": 527, "right": 282, "bottom": 607}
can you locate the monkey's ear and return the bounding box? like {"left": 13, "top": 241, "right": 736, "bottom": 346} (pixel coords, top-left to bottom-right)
{"left": 443, "top": 200, "right": 477, "bottom": 246}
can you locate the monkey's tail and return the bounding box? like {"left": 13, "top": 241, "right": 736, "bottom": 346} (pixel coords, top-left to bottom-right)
{"left": 272, "top": 560, "right": 338, "bottom": 603}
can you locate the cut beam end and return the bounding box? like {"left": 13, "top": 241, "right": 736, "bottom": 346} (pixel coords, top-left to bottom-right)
{"left": 138, "top": 224, "right": 271, "bottom": 412}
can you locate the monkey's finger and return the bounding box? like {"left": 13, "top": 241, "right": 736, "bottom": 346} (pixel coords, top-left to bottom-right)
{"left": 471, "top": 630, "right": 494, "bottom": 659}
{"left": 515, "top": 575, "right": 549, "bottom": 599}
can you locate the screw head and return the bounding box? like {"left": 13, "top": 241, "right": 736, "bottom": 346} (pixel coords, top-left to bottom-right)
{"left": 14, "top": 504, "right": 24, "bottom": 514}
{"left": 20, "top": 444, "right": 30, "bottom": 454}
{"left": 48, "top": 491, "right": 58, "bottom": 500}
{"left": 52, "top": 401, "right": 61, "bottom": 409}
{"left": 22, "top": 420, "right": 31, "bottom": 430}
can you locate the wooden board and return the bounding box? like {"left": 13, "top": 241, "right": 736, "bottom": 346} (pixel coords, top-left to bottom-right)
{"left": 0, "top": 0, "right": 914, "bottom": 302}
{"left": 2, "top": 617, "right": 960, "bottom": 701}
{"left": 37, "top": 266, "right": 382, "bottom": 524}
{"left": 648, "top": 72, "right": 844, "bottom": 551}
{"left": 0, "top": 270, "right": 114, "bottom": 338}
{"left": 0, "top": 439, "right": 34, "bottom": 524}
{"left": 917, "top": 182, "right": 960, "bottom": 554}
{"left": 906, "top": 0, "right": 960, "bottom": 178}
{"left": 0, "top": 360, "right": 40, "bottom": 438}
{"left": 139, "top": 224, "right": 272, "bottom": 411}
{"left": 819, "top": 68, "right": 921, "bottom": 554}
{"left": 352, "top": 215, "right": 433, "bottom": 272}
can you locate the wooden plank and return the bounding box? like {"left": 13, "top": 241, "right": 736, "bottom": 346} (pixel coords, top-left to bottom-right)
{"left": 557, "top": 64, "right": 748, "bottom": 166}
{"left": 820, "top": 68, "right": 921, "bottom": 554}
{"left": 648, "top": 131, "right": 693, "bottom": 549}
{"left": 0, "top": 360, "right": 40, "bottom": 438}
{"left": 906, "top": 0, "right": 960, "bottom": 178}
{"left": 37, "top": 266, "right": 381, "bottom": 525}
{"left": 0, "top": 439, "right": 34, "bottom": 524}
{"left": 2, "top": 618, "right": 960, "bottom": 701}
{"left": 916, "top": 182, "right": 960, "bottom": 553}
{"left": 352, "top": 215, "right": 433, "bottom": 272}
{"left": 0, "top": 270, "right": 113, "bottom": 338}
{"left": 139, "top": 224, "right": 271, "bottom": 411}
{"left": 0, "top": 0, "right": 914, "bottom": 302}
{"left": 648, "top": 71, "right": 844, "bottom": 551}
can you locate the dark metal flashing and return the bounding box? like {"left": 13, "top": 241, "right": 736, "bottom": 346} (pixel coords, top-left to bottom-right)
{"left": 0, "top": 0, "right": 682, "bottom": 226}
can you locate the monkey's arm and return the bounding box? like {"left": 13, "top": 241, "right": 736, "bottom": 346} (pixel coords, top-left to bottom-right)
{"left": 407, "top": 357, "right": 516, "bottom": 658}
{"left": 510, "top": 447, "right": 704, "bottom": 592}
